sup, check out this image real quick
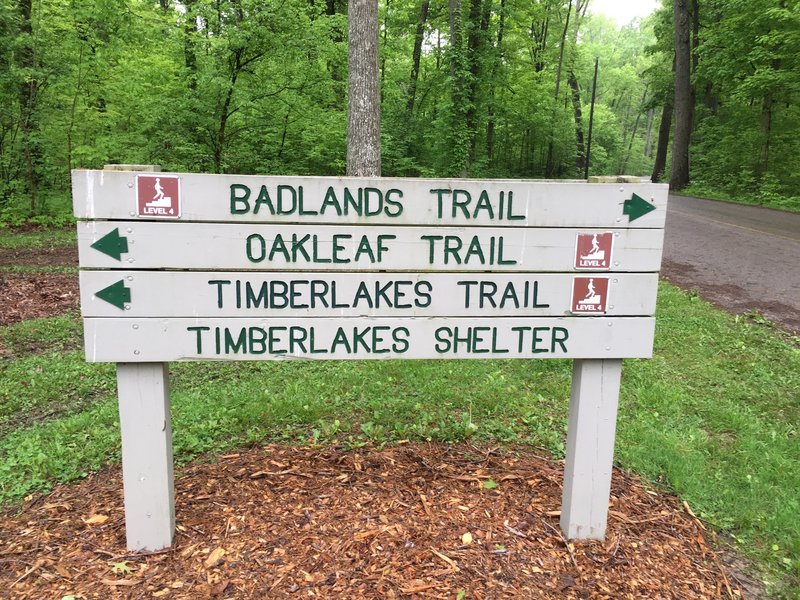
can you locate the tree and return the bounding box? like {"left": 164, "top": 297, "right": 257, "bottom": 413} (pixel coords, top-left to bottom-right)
{"left": 347, "top": 0, "right": 381, "bottom": 176}
{"left": 670, "top": 0, "right": 691, "bottom": 189}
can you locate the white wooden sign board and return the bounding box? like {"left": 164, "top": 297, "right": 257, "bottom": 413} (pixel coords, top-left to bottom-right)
{"left": 76, "top": 221, "right": 663, "bottom": 272}
{"left": 84, "top": 316, "right": 656, "bottom": 362}
{"left": 79, "top": 271, "right": 659, "bottom": 318}
{"left": 72, "top": 168, "right": 668, "bottom": 551}
{"left": 73, "top": 170, "right": 667, "bottom": 228}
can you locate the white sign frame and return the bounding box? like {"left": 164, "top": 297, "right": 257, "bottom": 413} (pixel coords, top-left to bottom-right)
{"left": 73, "top": 167, "right": 668, "bottom": 551}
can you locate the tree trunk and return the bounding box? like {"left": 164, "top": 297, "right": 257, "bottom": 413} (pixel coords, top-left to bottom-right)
{"left": 530, "top": 11, "right": 549, "bottom": 73}
{"left": 406, "top": 0, "right": 430, "bottom": 116}
{"left": 17, "top": 0, "right": 39, "bottom": 212}
{"left": 213, "top": 56, "right": 240, "bottom": 174}
{"left": 546, "top": 0, "right": 581, "bottom": 177}
{"left": 670, "top": 0, "right": 691, "bottom": 189}
{"left": 67, "top": 46, "right": 85, "bottom": 177}
{"left": 381, "top": 0, "right": 388, "bottom": 101}
{"left": 462, "top": 0, "right": 489, "bottom": 164}
{"left": 553, "top": 0, "right": 572, "bottom": 101}
{"left": 448, "top": 0, "right": 470, "bottom": 174}
{"left": 347, "top": 0, "right": 381, "bottom": 176}
{"left": 651, "top": 100, "right": 673, "bottom": 183}
{"left": 183, "top": 0, "right": 198, "bottom": 91}
{"left": 485, "top": 0, "right": 505, "bottom": 167}
{"left": 620, "top": 88, "right": 646, "bottom": 174}
{"left": 643, "top": 108, "right": 654, "bottom": 157}
{"left": 759, "top": 95, "right": 773, "bottom": 175}
{"left": 567, "top": 71, "right": 585, "bottom": 174}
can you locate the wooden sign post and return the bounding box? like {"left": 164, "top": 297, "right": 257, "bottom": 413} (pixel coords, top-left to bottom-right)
{"left": 73, "top": 168, "right": 667, "bottom": 550}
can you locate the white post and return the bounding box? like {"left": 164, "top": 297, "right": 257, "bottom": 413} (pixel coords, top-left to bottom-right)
{"left": 560, "top": 358, "right": 622, "bottom": 540}
{"left": 117, "top": 363, "right": 175, "bottom": 550}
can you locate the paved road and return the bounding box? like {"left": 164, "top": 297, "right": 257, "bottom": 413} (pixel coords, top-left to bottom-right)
{"left": 662, "top": 195, "right": 800, "bottom": 333}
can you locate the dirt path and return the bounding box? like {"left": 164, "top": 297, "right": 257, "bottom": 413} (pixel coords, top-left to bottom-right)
{"left": 662, "top": 195, "right": 800, "bottom": 333}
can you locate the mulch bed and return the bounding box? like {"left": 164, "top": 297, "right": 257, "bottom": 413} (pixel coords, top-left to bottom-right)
{"left": 0, "top": 443, "right": 746, "bottom": 599}
{"left": 0, "top": 273, "right": 79, "bottom": 326}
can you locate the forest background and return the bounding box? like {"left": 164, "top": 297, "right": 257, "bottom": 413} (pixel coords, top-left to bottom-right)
{"left": 1, "top": 0, "right": 798, "bottom": 224}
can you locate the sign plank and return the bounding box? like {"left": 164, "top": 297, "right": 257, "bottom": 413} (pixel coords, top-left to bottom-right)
{"left": 77, "top": 222, "right": 664, "bottom": 272}
{"left": 72, "top": 170, "right": 668, "bottom": 229}
{"left": 83, "top": 316, "right": 656, "bottom": 362}
{"left": 79, "top": 271, "right": 659, "bottom": 317}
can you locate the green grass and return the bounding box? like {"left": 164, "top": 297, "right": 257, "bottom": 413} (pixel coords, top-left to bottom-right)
{"left": 0, "top": 226, "right": 76, "bottom": 249}
{"left": 678, "top": 184, "right": 800, "bottom": 213}
{"left": 0, "top": 283, "right": 798, "bottom": 595}
{"left": 0, "top": 265, "right": 78, "bottom": 274}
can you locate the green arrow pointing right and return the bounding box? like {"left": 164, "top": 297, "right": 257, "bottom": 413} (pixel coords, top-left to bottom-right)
{"left": 95, "top": 280, "right": 131, "bottom": 310}
{"left": 623, "top": 193, "right": 657, "bottom": 222}
{"left": 90, "top": 228, "right": 129, "bottom": 261}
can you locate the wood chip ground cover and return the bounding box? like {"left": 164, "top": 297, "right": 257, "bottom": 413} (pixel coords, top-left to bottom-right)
{"left": 0, "top": 443, "right": 746, "bottom": 598}
{"left": 0, "top": 273, "right": 79, "bottom": 326}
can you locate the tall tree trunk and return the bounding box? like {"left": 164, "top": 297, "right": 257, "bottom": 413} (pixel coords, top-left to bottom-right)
{"left": 567, "top": 70, "right": 585, "bottom": 174}
{"left": 546, "top": 0, "right": 576, "bottom": 177}
{"left": 213, "top": 55, "right": 241, "bottom": 174}
{"left": 652, "top": 100, "right": 673, "bottom": 183}
{"left": 67, "top": 46, "right": 85, "bottom": 177}
{"left": 406, "top": 0, "right": 430, "bottom": 116}
{"left": 643, "top": 108, "right": 655, "bottom": 157}
{"left": 448, "top": 0, "right": 470, "bottom": 174}
{"left": 553, "top": 0, "right": 572, "bottom": 100}
{"left": 381, "top": 0, "right": 389, "bottom": 102}
{"left": 621, "top": 87, "right": 647, "bottom": 174}
{"left": 183, "top": 0, "right": 198, "bottom": 91}
{"left": 671, "top": 0, "right": 692, "bottom": 189}
{"left": 462, "top": 0, "right": 489, "bottom": 164}
{"left": 347, "top": 0, "right": 381, "bottom": 176}
{"left": 759, "top": 95, "right": 773, "bottom": 175}
{"left": 17, "top": 0, "right": 39, "bottom": 212}
{"left": 485, "top": 0, "right": 505, "bottom": 167}
{"left": 530, "top": 10, "right": 549, "bottom": 73}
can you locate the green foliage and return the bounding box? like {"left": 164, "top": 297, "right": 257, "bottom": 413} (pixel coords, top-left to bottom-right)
{"left": 646, "top": 0, "right": 800, "bottom": 207}
{"left": 0, "top": 0, "right": 673, "bottom": 224}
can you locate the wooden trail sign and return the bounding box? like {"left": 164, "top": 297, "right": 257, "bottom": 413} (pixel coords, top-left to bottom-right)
{"left": 72, "top": 168, "right": 668, "bottom": 551}
{"left": 79, "top": 271, "right": 659, "bottom": 318}
{"left": 76, "top": 221, "right": 663, "bottom": 272}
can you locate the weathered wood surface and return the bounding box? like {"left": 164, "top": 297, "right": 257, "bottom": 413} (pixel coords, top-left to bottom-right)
{"left": 561, "top": 359, "right": 623, "bottom": 540}
{"left": 77, "top": 222, "right": 664, "bottom": 272}
{"left": 116, "top": 363, "right": 175, "bottom": 550}
{"left": 79, "top": 271, "right": 658, "bottom": 317}
{"left": 72, "top": 170, "right": 668, "bottom": 228}
{"left": 83, "top": 316, "right": 656, "bottom": 362}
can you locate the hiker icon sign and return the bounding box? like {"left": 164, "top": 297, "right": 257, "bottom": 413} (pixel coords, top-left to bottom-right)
{"left": 137, "top": 175, "right": 181, "bottom": 218}
{"left": 571, "top": 276, "right": 609, "bottom": 314}
{"left": 574, "top": 232, "right": 613, "bottom": 269}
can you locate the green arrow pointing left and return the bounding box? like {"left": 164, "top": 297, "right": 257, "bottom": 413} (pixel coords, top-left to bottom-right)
{"left": 95, "top": 280, "right": 131, "bottom": 310}
{"left": 623, "top": 193, "right": 657, "bottom": 222}
{"left": 90, "top": 228, "right": 129, "bottom": 261}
